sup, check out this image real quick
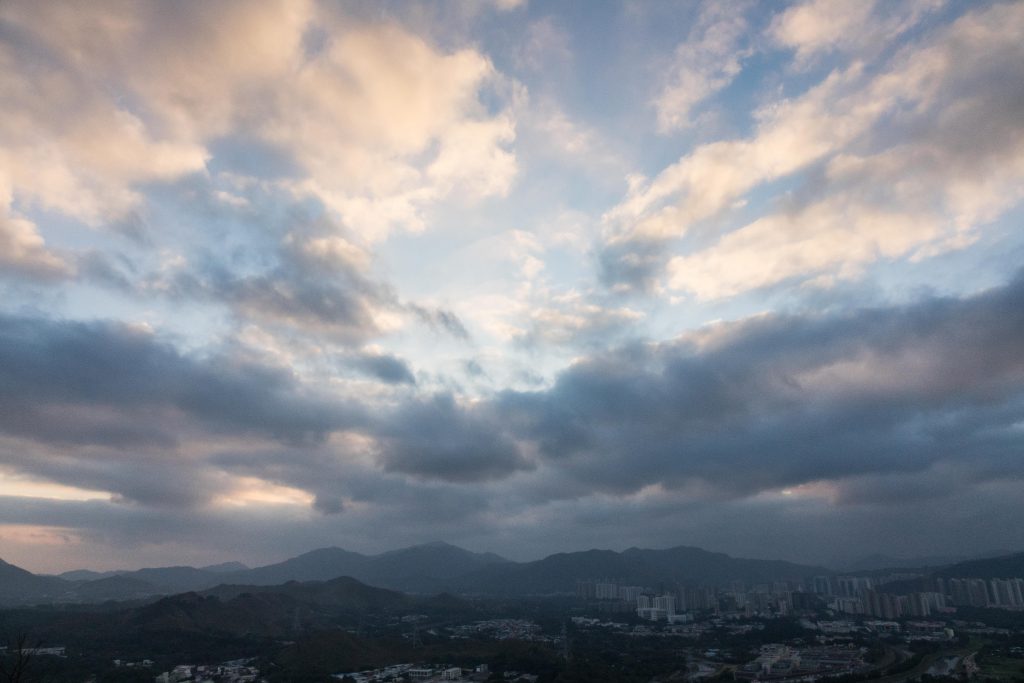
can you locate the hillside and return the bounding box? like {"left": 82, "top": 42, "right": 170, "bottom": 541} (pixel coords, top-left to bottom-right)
{"left": 224, "top": 546, "right": 371, "bottom": 586}
{"left": 452, "top": 545, "right": 829, "bottom": 595}
{"left": 934, "top": 552, "right": 1024, "bottom": 579}
{"left": 222, "top": 541, "right": 508, "bottom": 593}
{"left": 1, "top": 543, "right": 830, "bottom": 603}
{"left": 0, "top": 558, "right": 69, "bottom": 603}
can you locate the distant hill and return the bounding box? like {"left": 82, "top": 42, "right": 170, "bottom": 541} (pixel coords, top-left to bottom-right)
{"left": 51, "top": 576, "right": 453, "bottom": 645}
{"left": 841, "top": 549, "right": 1017, "bottom": 573}
{"left": 200, "top": 561, "right": 249, "bottom": 573}
{"left": 204, "top": 575, "right": 414, "bottom": 612}
{"left": 450, "top": 545, "right": 829, "bottom": 595}
{"left": 225, "top": 546, "right": 370, "bottom": 586}
{"left": 57, "top": 569, "right": 119, "bottom": 582}
{"left": 843, "top": 554, "right": 969, "bottom": 572}
{"left": 359, "top": 541, "right": 510, "bottom": 592}
{"left": 934, "top": 552, "right": 1024, "bottom": 579}
{"left": 0, "top": 558, "right": 69, "bottom": 603}
{"left": 222, "top": 541, "right": 508, "bottom": 593}
{"left": 71, "top": 574, "right": 162, "bottom": 601}
{"left": 2, "top": 543, "right": 829, "bottom": 603}
{"left": 123, "top": 566, "right": 223, "bottom": 592}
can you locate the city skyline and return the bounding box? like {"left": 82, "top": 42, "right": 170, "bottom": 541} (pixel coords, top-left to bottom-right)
{"left": 1, "top": 0, "right": 1024, "bottom": 573}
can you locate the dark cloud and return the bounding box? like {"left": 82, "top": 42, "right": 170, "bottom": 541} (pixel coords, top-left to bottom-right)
{"left": 0, "top": 314, "right": 361, "bottom": 446}
{"left": 349, "top": 351, "right": 416, "bottom": 385}
{"left": 500, "top": 273, "right": 1024, "bottom": 498}
{"left": 375, "top": 393, "right": 532, "bottom": 483}
{"left": 134, "top": 211, "right": 474, "bottom": 347}
{"left": 597, "top": 237, "right": 671, "bottom": 294}
{"left": 0, "top": 314, "right": 364, "bottom": 506}
{"left": 2, "top": 274, "right": 1024, "bottom": 566}
{"left": 408, "top": 304, "right": 471, "bottom": 340}
{"left": 76, "top": 250, "right": 137, "bottom": 291}
{"left": 165, "top": 249, "right": 386, "bottom": 345}
{"left": 311, "top": 493, "right": 346, "bottom": 515}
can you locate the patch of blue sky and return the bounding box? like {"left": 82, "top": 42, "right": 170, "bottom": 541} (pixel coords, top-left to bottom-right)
{"left": 16, "top": 204, "right": 127, "bottom": 253}
{"left": 206, "top": 136, "right": 304, "bottom": 181}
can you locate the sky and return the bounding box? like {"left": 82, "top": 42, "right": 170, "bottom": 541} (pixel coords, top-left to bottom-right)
{"left": 1, "top": 0, "right": 1024, "bottom": 574}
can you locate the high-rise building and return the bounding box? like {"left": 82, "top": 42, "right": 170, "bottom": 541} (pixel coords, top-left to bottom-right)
{"left": 653, "top": 594, "right": 676, "bottom": 616}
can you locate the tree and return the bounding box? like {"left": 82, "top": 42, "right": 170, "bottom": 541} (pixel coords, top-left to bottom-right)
{"left": 0, "top": 633, "right": 39, "bottom": 683}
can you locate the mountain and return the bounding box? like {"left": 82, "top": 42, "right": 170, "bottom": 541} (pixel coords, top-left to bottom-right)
{"left": 222, "top": 542, "right": 508, "bottom": 593}
{"left": 1, "top": 543, "right": 827, "bottom": 603}
{"left": 0, "top": 544, "right": 505, "bottom": 604}
{"left": 843, "top": 553, "right": 969, "bottom": 572}
{"left": 203, "top": 575, "right": 414, "bottom": 612}
{"left": 201, "top": 561, "right": 250, "bottom": 573}
{"left": 0, "top": 558, "right": 69, "bottom": 603}
{"left": 123, "top": 566, "right": 221, "bottom": 592}
{"left": 72, "top": 574, "right": 162, "bottom": 601}
{"left": 451, "top": 545, "right": 830, "bottom": 595}
{"left": 57, "top": 569, "right": 119, "bottom": 582}
{"left": 840, "top": 549, "right": 1017, "bottom": 573}
{"left": 361, "top": 541, "right": 510, "bottom": 591}
{"left": 934, "top": 552, "right": 1024, "bottom": 579}
{"left": 226, "top": 546, "right": 371, "bottom": 586}
{"left": 0, "top": 575, "right": 467, "bottom": 670}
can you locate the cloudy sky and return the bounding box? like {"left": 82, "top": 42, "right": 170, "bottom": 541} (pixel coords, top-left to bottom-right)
{"left": 2, "top": 0, "right": 1024, "bottom": 573}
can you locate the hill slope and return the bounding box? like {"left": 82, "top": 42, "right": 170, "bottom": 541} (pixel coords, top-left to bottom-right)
{"left": 452, "top": 545, "right": 829, "bottom": 595}
{"left": 934, "top": 552, "right": 1024, "bottom": 579}
{"left": 0, "top": 558, "right": 69, "bottom": 603}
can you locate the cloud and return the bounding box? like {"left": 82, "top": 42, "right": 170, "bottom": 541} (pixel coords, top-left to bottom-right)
{"left": 2, "top": 0, "right": 1024, "bottom": 572}
{"left": 146, "top": 215, "right": 407, "bottom": 345}
{"left": 0, "top": 172, "right": 71, "bottom": 279}
{"left": 654, "top": 2, "right": 752, "bottom": 133}
{"left": 0, "top": 314, "right": 364, "bottom": 444}
{"left": 0, "top": 213, "right": 70, "bottom": 280}
{"left": 769, "top": 0, "right": 944, "bottom": 64}
{"left": 349, "top": 350, "right": 417, "bottom": 385}
{"left": 0, "top": 313, "right": 363, "bottom": 506}
{"left": 515, "top": 291, "right": 644, "bottom": 347}
{"left": 603, "top": 1, "right": 1024, "bottom": 295}
{"left": 0, "top": 0, "right": 517, "bottom": 240}
{"left": 375, "top": 393, "right": 533, "bottom": 483}
{"left": 1, "top": 274, "right": 1023, "bottom": 566}
{"left": 408, "top": 304, "right": 472, "bottom": 340}
{"left": 501, "top": 273, "right": 1024, "bottom": 499}
{"left": 667, "top": 1, "right": 1024, "bottom": 299}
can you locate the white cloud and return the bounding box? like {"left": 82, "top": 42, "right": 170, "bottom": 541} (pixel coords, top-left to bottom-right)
{"left": 654, "top": 3, "right": 751, "bottom": 133}
{"left": 667, "top": 2, "right": 1024, "bottom": 299}
{"left": 518, "top": 292, "right": 644, "bottom": 346}
{"left": 609, "top": 62, "right": 877, "bottom": 239}
{"left": 770, "top": 0, "right": 945, "bottom": 64}
{"left": 0, "top": 0, "right": 517, "bottom": 242}
{"left": 607, "top": 1, "right": 1024, "bottom": 298}
{"left": 0, "top": 169, "right": 70, "bottom": 279}
{"left": 0, "top": 214, "right": 70, "bottom": 279}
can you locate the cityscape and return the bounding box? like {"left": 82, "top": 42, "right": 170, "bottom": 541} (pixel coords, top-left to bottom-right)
{"left": 2, "top": 543, "right": 1024, "bottom": 681}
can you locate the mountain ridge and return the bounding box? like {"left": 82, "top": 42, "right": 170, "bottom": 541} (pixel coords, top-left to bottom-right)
{"left": 6, "top": 544, "right": 1022, "bottom": 605}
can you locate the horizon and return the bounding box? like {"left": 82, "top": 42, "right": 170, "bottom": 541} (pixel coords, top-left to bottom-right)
{"left": 2, "top": 0, "right": 1024, "bottom": 576}
{"left": 8, "top": 538, "right": 1022, "bottom": 578}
